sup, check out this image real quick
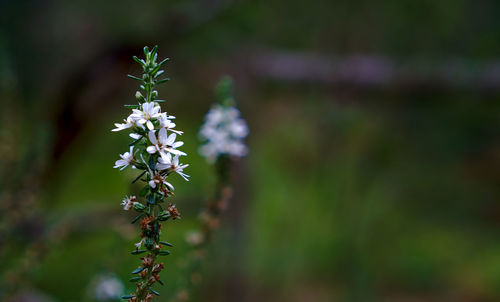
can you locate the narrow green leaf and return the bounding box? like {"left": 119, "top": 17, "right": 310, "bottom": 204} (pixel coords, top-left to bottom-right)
{"left": 133, "top": 56, "right": 144, "bottom": 66}
{"left": 132, "top": 171, "right": 146, "bottom": 184}
{"left": 159, "top": 241, "right": 173, "bottom": 247}
{"left": 156, "top": 78, "right": 170, "bottom": 85}
{"left": 157, "top": 57, "right": 169, "bottom": 67}
{"left": 131, "top": 249, "right": 146, "bottom": 255}
{"left": 158, "top": 250, "right": 170, "bottom": 256}
{"left": 150, "top": 289, "right": 160, "bottom": 296}
{"left": 129, "top": 277, "right": 142, "bottom": 282}
{"left": 151, "top": 65, "right": 162, "bottom": 76}
{"left": 134, "top": 163, "right": 147, "bottom": 170}
{"left": 127, "top": 74, "right": 143, "bottom": 81}
{"left": 157, "top": 279, "right": 164, "bottom": 286}
{"left": 154, "top": 70, "right": 164, "bottom": 79}
{"left": 122, "top": 295, "right": 136, "bottom": 299}
{"left": 124, "top": 104, "right": 139, "bottom": 108}
{"left": 132, "top": 266, "right": 145, "bottom": 274}
{"left": 151, "top": 45, "right": 158, "bottom": 57}
{"left": 131, "top": 213, "right": 144, "bottom": 224}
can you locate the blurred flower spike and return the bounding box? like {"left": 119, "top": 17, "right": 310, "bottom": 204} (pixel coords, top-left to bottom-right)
{"left": 171, "top": 77, "right": 248, "bottom": 300}
{"left": 199, "top": 76, "right": 249, "bottom": 163}
{"left": 111, "top": 46, "right": 188, "bottom": 302}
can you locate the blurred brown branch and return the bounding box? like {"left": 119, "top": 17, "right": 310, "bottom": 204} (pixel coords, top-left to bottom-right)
{"left": 250, "top": 51, "right": 500, "bottom": 92}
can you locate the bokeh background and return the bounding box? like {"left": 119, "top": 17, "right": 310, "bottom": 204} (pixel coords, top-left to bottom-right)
{"left": 1, "top": 1, "right": 500, "bottom": 301}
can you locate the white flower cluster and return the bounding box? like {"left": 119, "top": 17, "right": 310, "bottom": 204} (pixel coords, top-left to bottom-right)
{"left": 199, "top": 104, "right": 249, "bottom": 162}
{"left": 90, "top": 274, "right": 124, "bottom": 301}
{"left": 112, "top": 100, "right": 189, "bottom": 195}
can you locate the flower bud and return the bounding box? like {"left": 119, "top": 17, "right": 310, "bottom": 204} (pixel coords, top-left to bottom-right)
{"left": 133, "top": 202, "right": 146, "bottom": 212}
{"left": 167, "top": 203, "right": 180, "bottom": 220}
{"left": 135, "top": 91, "right": 143, "bottom": 100}
{"left": 157, "top": 211, "right": 170, "bottom": 221}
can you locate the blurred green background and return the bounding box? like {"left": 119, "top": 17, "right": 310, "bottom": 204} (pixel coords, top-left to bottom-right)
{"left": 1, "top": 1, "right": 500, "bottom": 301}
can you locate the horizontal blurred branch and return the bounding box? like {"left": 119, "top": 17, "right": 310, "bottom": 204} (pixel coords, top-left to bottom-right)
{"left": 251, "top": 51, "right": 500, "bottom": 92}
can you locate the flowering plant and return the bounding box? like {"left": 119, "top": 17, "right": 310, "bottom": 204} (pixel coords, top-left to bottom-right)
{"left": 112, "top": 46, "right": 188, "bottom": 302}
{"left": 170, "top": 77, "right": 248, "bottom": 301}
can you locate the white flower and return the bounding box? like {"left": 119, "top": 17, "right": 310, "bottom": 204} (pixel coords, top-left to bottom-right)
{"left": 226, "top": 141, "right": 248, "bottom": 157}
{"left": 156, "top": 154, "right": 190, "bottom": 181}
{"left": 130, "top": 102, "right": 161, "bottom": 130}
{"left": 114, "top": 146, "right": 135, "bottom": 170}
{"left": 112, "top": 115, "right": 143, "bottom": 132}
{"left": 146, "top": 128, "right": 186, "bottom": 158}
{"left": 199, "top": 105, "right": 249, "bottom": 162}
{"left": 91, "top": 274, "right": 124, "bottom": 301}
{"left": 205, "top": 107, "right": 225, "bottom": 124}
{"left": 135, "top": 238, "right": 143, "bottom": 249}
{"left": 155, "top": 153, "right": 172, "bottom": 170}
{"left": 120, "top": 195, "right": 136, "bottom": 210}
{"left": 148, "top": 172, "right": 174, "bottom": 191}
{"left": 230, "top": 119, "right": 249, "bottom": 137}
{"left": 159, "top": 112, "right": 183, "bottom": 135}
{"left": 199, "top": 143, "right": 219, "bottom": 162}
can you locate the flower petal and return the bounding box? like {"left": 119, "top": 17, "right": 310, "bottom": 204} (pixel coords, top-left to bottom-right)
{"left": 166, "top": 133, "right": 177, "bottom": 145}
{"left": 148, "top": 130, "right": 157, "bottom": 144}
{"left": 147, "top": 120, "right": 154, "bottom": 130}
{"left": 172, "top": 141, "right": 184, "bottom": 148}
{"left": 170, "top": 149, "right": 187, "bottom": 156}
{"left": 159, "top": 128, "right": 168, "bottom": 144}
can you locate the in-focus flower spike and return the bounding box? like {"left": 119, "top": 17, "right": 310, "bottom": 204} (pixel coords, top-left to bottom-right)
{"left": 110, "top": 46, "right": 188, "bottom": 302}
{"left": 114, "top": 146, "right": 136, "bottom": 170}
